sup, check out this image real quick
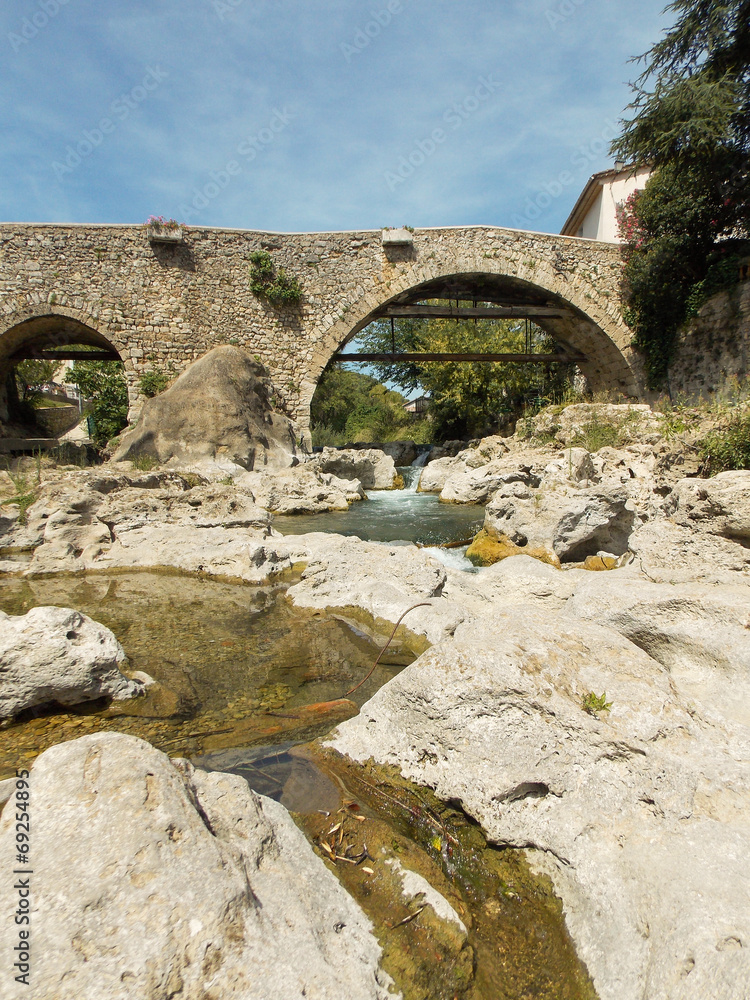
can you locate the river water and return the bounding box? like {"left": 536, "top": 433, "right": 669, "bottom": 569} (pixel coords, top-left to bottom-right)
{"left": 274, "top": 465, "right": 484, "bottom": 547}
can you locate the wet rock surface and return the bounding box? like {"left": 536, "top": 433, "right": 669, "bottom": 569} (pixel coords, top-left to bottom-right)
{"left": 331, "top": 609, "right": 750, "bottom": 1000}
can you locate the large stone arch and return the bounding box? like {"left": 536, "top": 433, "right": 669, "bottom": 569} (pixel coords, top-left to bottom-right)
{"left": 0, "top": 307, "right": 129, "bottom": 425}
{"left": 298, "top": 257, "right": 643, "bottom": 435}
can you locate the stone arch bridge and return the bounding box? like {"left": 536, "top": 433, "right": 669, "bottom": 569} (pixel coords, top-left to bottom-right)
{"left": 0, "top": 222, "right": 641, "bottom": 440}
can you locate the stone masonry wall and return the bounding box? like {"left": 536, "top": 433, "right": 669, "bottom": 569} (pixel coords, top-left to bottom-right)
{"left": 0, "top": 223, "right": 638, "bottom": 436}
{"left": 669, "top": 279, "right": 750, "bottom": 400}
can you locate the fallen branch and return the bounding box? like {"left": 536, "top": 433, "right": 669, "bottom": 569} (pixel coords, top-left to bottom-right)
{"left": 345, "top": 602, "right": 433, "bottom": 697}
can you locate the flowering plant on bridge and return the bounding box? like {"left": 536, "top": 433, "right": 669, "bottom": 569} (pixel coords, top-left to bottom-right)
{"left": 146, "top": 217, "right": 186, "bottom": 244}
{"left": 145, "top": 216, "right": 184, "bottom": 231}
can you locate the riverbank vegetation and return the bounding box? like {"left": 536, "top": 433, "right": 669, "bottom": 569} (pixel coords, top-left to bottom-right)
{"left": 310, "top": 367, "right": 431, "bottom": 446}
{"left": 333, "top": 312, "right": 576, "bottom": 442}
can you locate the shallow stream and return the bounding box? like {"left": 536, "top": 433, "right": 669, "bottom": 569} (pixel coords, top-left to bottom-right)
{"left": 274, "top": 465, "right": 484, "bottom": 547}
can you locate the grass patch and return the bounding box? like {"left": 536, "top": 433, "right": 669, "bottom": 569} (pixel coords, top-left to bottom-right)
{"left": 131, "top": 453, "right": 159, "bottom": 471}
{"left": 699, "top": 407, "right": 750, "bottom": 475}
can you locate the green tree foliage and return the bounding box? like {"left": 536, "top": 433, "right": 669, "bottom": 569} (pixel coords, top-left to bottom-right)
{"left": 14, "top": 359, "right": 57, "bottom": 402}
{"left": 64, "top": 360, "right": 128, "bottom": 445}
{"left": 357, "top": 311, "right": 574, "bottom": 439}
{"left": 311, "top": 366, "right": 422, "bottom": 445}
{"left": 612, "top": 0, "right": 750, "bottom": 386}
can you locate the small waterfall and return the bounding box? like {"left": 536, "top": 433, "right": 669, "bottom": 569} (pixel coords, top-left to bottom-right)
{"left": 399, "top": 448, "right": 432, "bottom": 493}
{"left": 399, "top": 466, "right": 422, "bottom": 492}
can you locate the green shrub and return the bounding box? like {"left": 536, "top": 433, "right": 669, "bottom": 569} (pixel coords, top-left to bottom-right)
{"left": 571, "top": 418, "right": 621, "bottom": 452}
{"left": 139, "top": 370, "right": 170, "bottom": 398}
{"left": 685, "top": 254, "right": 742, "bottom": 318}
{"left": 249, "top": 251, "right": 303, "bottom": 308}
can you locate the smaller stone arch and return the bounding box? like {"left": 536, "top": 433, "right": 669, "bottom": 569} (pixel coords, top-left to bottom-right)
{"left": 0, "top": 307, "right": 127, "bottom": 428}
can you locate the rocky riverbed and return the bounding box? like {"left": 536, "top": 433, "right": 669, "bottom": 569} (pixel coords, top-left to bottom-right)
{"left": 1, "top": 398, "right": 749, "bottom": 1000}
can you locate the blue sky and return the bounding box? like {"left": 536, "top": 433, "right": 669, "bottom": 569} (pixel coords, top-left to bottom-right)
{"left": 1, "top": 0, "right": 670, "bottom": 235}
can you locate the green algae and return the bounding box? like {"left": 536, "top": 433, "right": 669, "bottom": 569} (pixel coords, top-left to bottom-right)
{"left": 295, "top": 745, "right": 599, "bottom": 1000}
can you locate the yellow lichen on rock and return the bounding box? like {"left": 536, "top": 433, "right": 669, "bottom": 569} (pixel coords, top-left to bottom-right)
{"left": 583, "top": 555, "right": 618, "bottom": 571}
{"left": 466, "top": 527, "right": 561, "bottom": 569}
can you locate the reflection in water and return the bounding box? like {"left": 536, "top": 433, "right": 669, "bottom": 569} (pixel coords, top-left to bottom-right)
{"left": 0, "top": 572, "right": 415, "bottom": 779}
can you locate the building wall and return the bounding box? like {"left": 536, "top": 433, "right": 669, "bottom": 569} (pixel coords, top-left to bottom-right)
{"left": 576, "top": 167, "right": 652, "bottom": 242}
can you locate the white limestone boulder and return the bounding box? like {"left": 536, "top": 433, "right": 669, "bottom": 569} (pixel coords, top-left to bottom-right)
{"left": 0, "top": 733, "right": 394, "bottom": 1000}
{"left": 664, "top": 471, "right": 750, "bottom": 542}
{"left": 112, "top": 346, "right": 306, "bottom": 469}
{"left": 417, "top": 456, "right": 466, "bottom": 493}
{"left": 565, "top": 574, "right": 750, "bottom": 727}
{"left": 236, "top": 466, "right": 363, "bottom": 514}
{"left": 0, "top": 607, "right": 145, "bottom": 717}
{"left": 332, "top": 610, "right": 750, "bottom": 1000}
{"left": 485, "top": 482, "right": 638, "bottom": 561}
{"left": 627, "top": 518, "right": 750, "bottom": 584}
{"left": 532, "top": 402, "right": 665, "bottom": 446}
{"left": 285, "top": 533, "right": 466, "bottom": 644}
{"left": 311, "top": 448, "right": 399, "bottom": 489}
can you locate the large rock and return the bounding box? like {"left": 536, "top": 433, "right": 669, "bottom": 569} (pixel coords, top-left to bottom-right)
{"left": 627, "top": 518, "right": 750, "bottom": 584}
{"left": 664, "top": 471, "right": 750, "bottom": 542}
{"left": 312, "top": 448, "right": 399, "bottom": 489}
{"left": 0, "top": 733, "right": 393, "bottom": 1000}
{"left": 285, "top": 533, "right": 466, "bottom": 645}
{"left": 332, "top": 610, "right": 750, "bottom": 1000}
{"left": 439, "top": 459, "right": 538, "bottom": 505}
{"left": 112, "top": 347, "right": 306, "bottom": 470}
{"left": 417, "top": 456, "right": 465, "bottom": 493}
{"left": 16, "top": 477, "right": 287, "bottom": 582}
{"left": 0, "top": 607, "right": 145, "bottom": 717}
{"left": 485, "top": 482, "right": 637, "bottom": 561}
{"left": 532, "top": 402, "right": 665, "bottom": 447}
{"left": 348, "top": 440, "right": 421, "bottom": 466}
{"left": 236, "top": 466, "right": 364, "bottom": 514}
{"left": 565, "top": 574, "right": 750, "bottom": 726}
